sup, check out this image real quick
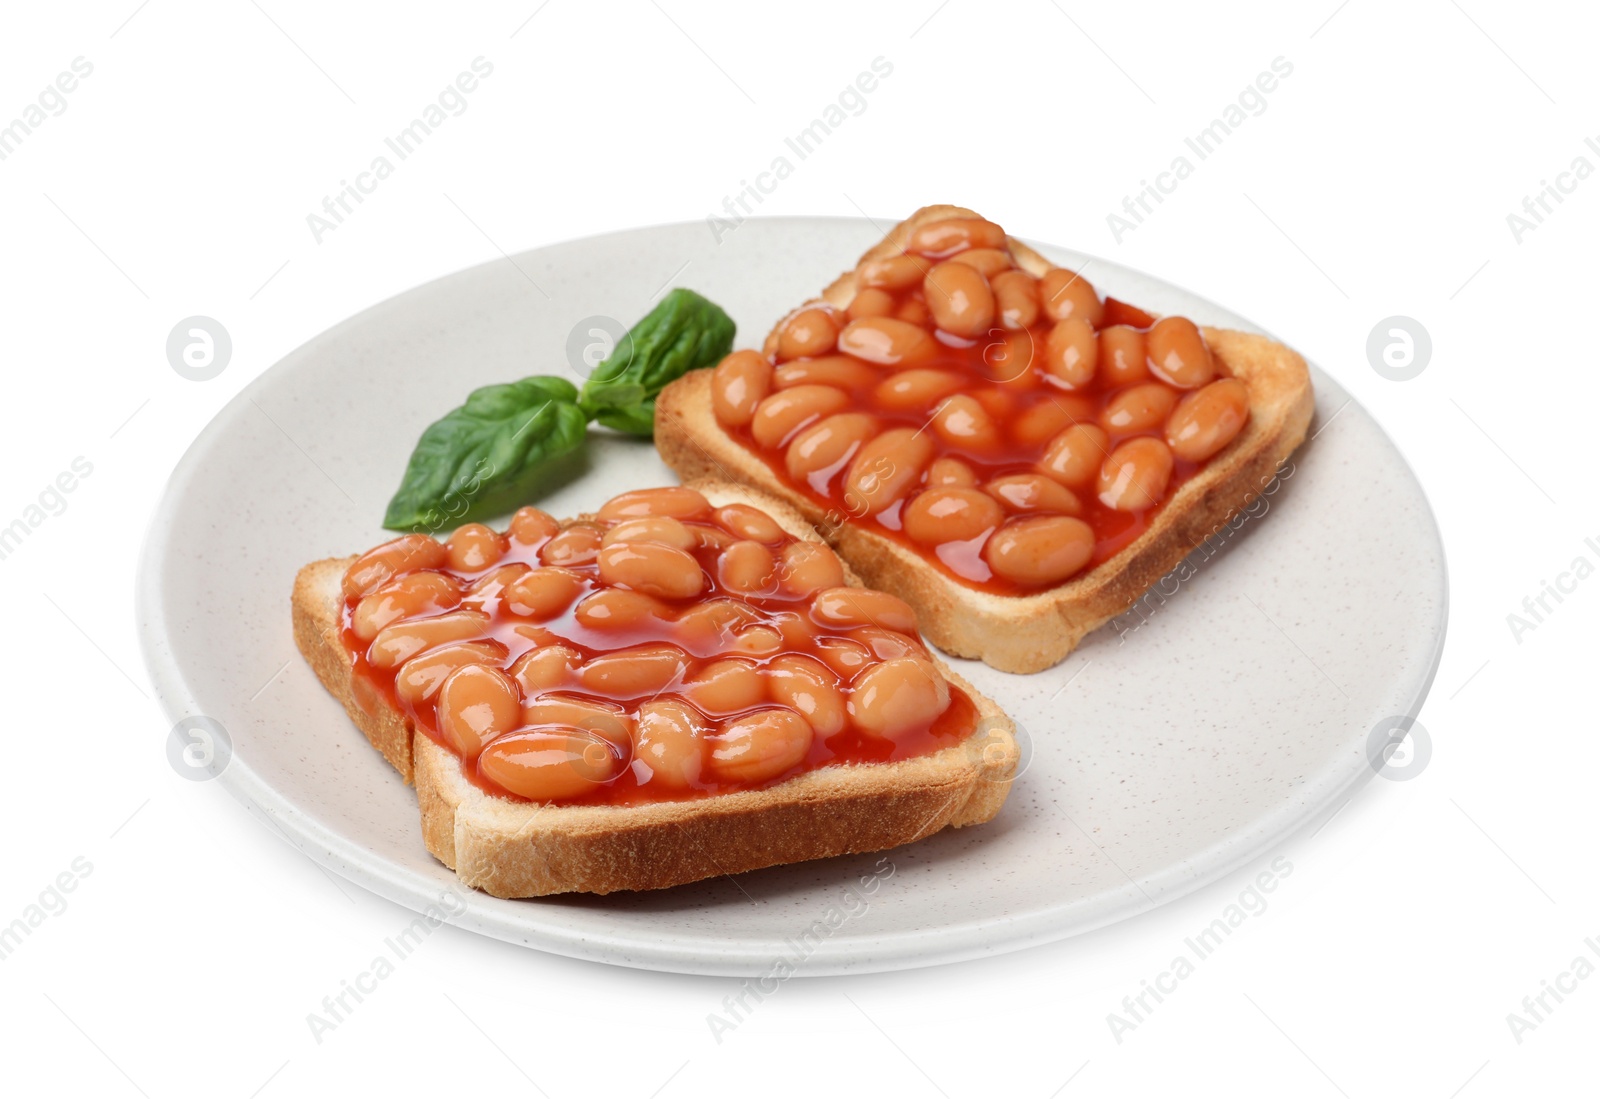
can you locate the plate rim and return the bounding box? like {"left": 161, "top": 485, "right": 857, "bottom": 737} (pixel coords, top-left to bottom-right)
{"left": 135, "top": 215, "right": 1450, "bottom": 976}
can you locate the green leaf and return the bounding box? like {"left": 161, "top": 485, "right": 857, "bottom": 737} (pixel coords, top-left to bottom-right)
{"left": 382, "top": 376, "right": 589, "bottom": 532}
{"left": 379, "top": 289, "right": 738, "bottom": 530}
{"left": 592, "top": 398, "right": 657, "bottom": 437}
{"left": 578, "top": 380, "right": 646, "bottom": 413}
{"left": 578, "top": 287, "right": 735, "bottom": 436}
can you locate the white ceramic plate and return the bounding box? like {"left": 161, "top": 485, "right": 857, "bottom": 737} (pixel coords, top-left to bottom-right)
{"left": 138, "top": 217, "right": 1446, "bottom": 976}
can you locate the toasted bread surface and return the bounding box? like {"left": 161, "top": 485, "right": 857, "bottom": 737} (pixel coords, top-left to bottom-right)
{"left": 656, "top": 205, "right": 1314, "bottom": 673}
{"left": 292, "top": 480, "right": 1017, "bottom": 898}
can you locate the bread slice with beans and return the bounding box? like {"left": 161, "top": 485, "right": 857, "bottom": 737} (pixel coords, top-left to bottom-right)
{"left": 655, "top": 204, "right": 1314, "bottom": 674}
{"left": 292, "top": 480, "right": 1018, "bottom": 898}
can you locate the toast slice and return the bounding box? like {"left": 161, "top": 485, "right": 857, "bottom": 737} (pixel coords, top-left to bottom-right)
{"left": 292, "top": 480, "right": 1018, "bottom": 898}
{"left": 655, "top": 204, "right": 1314, "bottom": 673}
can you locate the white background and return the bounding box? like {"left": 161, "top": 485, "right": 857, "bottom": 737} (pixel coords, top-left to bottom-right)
{"left": 1, "top": 1, "right": 1594, "bottom": 1096}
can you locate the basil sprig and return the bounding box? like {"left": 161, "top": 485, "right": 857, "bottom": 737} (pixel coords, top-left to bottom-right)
{"left": 382, "top": 377, "right": 589, "bottom": 532}
{"left": 382, "top": 288, "right": 735, "bottom": 532}
{"left": 578, "top": 288, "right": 736, "bottom": 435}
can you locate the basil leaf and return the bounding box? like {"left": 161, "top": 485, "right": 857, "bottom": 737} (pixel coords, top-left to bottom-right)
{"left": 578, "top": 287, "right": 735, "bottom": 435}
{"left": 578, "top": 380, "right": 646, "bottom": 413}
{"left": 382, "top": 376, "right": 589, "bottom": 532}
{"left": 591, "top": 397, "right": 657, "bottom": 437}
{"left": 379, "top": 288, "right": 736, "bottom": 530}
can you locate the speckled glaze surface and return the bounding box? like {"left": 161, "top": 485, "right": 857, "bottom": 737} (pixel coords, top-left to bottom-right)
{"left": 137, "top": 217, "right": 1447, "bottom": 976}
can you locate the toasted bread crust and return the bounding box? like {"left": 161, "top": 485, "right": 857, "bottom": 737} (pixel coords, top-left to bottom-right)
{"left": 292, "top": 481, "right": 1018, "bottom": 898}
{"left": 656, "top": 205, "right": 1314, "bottom": 673}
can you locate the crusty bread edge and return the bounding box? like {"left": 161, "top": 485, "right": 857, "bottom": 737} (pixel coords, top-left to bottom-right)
{"left": 657, "top": 204, "right": 1315, "bottom": 673}
{"left": 291, "top": 480, "right": 1018, "bottom": 898}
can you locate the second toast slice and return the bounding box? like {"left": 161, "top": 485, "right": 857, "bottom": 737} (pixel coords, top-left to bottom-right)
{"left": 656, "top": 204, "right": 1314, "bottom": 673}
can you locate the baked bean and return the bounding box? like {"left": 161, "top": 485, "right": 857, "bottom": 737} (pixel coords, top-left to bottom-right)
{"left": 678, "top": 601, "right": 758, "bottom": 636}
{"left": 713, "top": 504, "right": 784, "bottom": 543}
{"left": 732, "top": 625, "right": 783, "bottom": 657}
{"left": 810, "top": 587, "right": 918, "bottom": 633}
{"left": 850, "top": 657, "right": 949, "bottom": 739}
{"left": 836, "top": 317, "right": 937, "bottom": 367}
{"left": 707, "top": 709, "right": 814, "bottom": 784}
{"left": 538, "top": 523, "right": 603, "bottom": 567}
{"left": 932, "top": 395, "right": 1002, "bottom": 450}
{"left": 438, "top": 664, "right": 520, "bottom": 757}
{"left": 676, "top": 597, "right": 752, "bottom": 641}
{"left": 767, "top": 654, "right": 846, "bottom": 736}
{"left": 926, "top": 457, "right": 977, "bottom": 488}
{"left": 814, "top": 636, "right": 873, "bottom": 680}
{"left": 522, "top": 693, "right": 633, "bottom": 750}
{"left": 1011, "top": 395, "right": 1094, "bottom": 449}
{"left": 895, "top": 297, "right": 931, "bottom": 327}
{"left": 342, "top": 534, "right": 448, "bottom": 599}
{"left": 573, "top": 587, "right": 673, "bottom": 630}
{"left": 772, "top": 355, "right": 880, "bottom": 392}
{"left": 947, "top": 248, "right": 1014, "bottom": 277}
{"left": 1146, "top": 316, "right": 1215, "bottom": 389}
{"left": 923, "top": 261, "right": 996, "bottom": 338}
{"left": 1039, "top": 423, "right": 1111, "bottom": 488}
{"left": 778, "top": 541, "right": 846, "bottom": 597}
{"left": 983, "top": 329, "right": 1037, "bottom": 384}
{"left": 477, "top": 729, "right": 624, "bottom": 801}
{"left": 850, "top": 627, "right": 924, "bottom": 663}
{"left": 1097, "top": 437, "right": 1174, "bottom": 511}
{"left": 675, "top": 598, "right": 761, "bottom": 653}
{"left": 857, "top": 253, "right": 930, "bottom": 291}
{"left": 847, "top": 287, "right": 895, "bottom": 320}
{"left": 601, "top": 515, "right": 695, "bottom": 552}
{"left": 598, "top": 542, "right": 705, "bottom": 600}
{"left": 508, "top": 506, "right": 560, "bottom": 546}
{"left": 505, "top": 566, "right": 585, "bottom": 620}
{"left": 510, "top": 623, "right": 560, "bottom": 651}
{"left": 1037, "top": 268, "right": 1105, "bottom": 326}
{"left": 842, "top": 428, "right": 934, "bottom": 516}
{"left": 445, "top": 523, "right": 505, "bottom": 571}
{"left": 766, "top": 609, "right": 815, "bottom": 653}
{"left": 1166, "top": 378, "right": 1249, "bottom": 461}
{"left": 597, "top": 486, "right": 712, "bottom": 522}
{"left": 1102, "top": 382, "right": 1180, "bottom": 435}
{"left": 693, "top": 524, "right": 735, "bottom": 552}
{"left": 777, "top": 307, "right": 839, "bottom": 360}
{"left": 712, "top": 350, "right": 773, "bottom": 428}
{"left": 394, "top": 641, "right": 504, "bottom": 708}
{"left": 785, "top": 413, "right": 876, "bottom": 483}
{"left": 352, "top": 572, "right": 461, "bottom": 641}
{"left": 685, "top": 658, "right": 765, "bottom": 715}
{"left": 463, "top": 564, "right": 529, "bottom": 610}
{"left": 1043, "top": 317, "right": 1098, "bottom": 389}
{"left": 903, "top": 487, "right": 1004, "bottom": 545}
{"left": 750, "top": 385, "right": 850, "bottom": 449}
{"left": 508, "top": 644, "right": 581, "bottom": 695}
{"left": 369, "top": 610, "right": 491, "bottom": 669}
{"left": 874, "top": 369, "right": 965, "bottom": 410}
{"left": 976, "top": 387, "right": 1020, "bottom": 420}
{"left": 715, "top": 540, "right": 773, "bottom": 595}
{"left": 1098, "top": 325, "right": 1150, "bottom": 386}
{"left": 985, "top": 474, "right": 1084, "bottom": 516}
{"left": 991, "top": 270, "right": 1040, "bottom": 330}
{"left": 578, "top": 642, "right": 689, "bottom": 698}
{"left": 906, "top": 217, "right": 1007, "bottom": 257}
{"left": 632, "top": 700, "right": 706, "bottom": 789}
{"left": 983, "top": 516, "right": 1095, "bottom": 586}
